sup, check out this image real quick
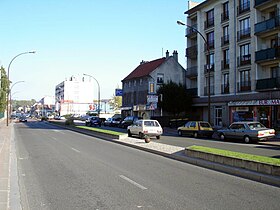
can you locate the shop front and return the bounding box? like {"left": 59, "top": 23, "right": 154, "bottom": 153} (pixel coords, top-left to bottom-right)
{"left": 228, "top": 99, "right": 280, "bottom": 129}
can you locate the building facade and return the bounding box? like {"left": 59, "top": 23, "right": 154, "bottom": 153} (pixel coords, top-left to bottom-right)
{"left": 121, "top": 50, "right": 186, "bottom": 119}
{"left": 55, "top": 75, "right": 95, "bottom": 116}
{"left": 184, "top": 0, "right": 280, "bottom": 128}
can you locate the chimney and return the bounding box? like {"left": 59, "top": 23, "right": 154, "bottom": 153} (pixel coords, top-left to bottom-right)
{"left": 166, "top": 50, "right": 169, "bottom": 58}
{"left": 173, "top": 50, "right": 178, "bottom": 62}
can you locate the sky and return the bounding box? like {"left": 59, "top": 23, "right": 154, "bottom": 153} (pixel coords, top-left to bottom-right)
{"left": 1, "top": 0, "right": 201, "bottom": 102}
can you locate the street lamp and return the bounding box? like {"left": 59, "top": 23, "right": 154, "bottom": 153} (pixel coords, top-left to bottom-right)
{"left": 83, "top": 73, "right": 101, "bottom": 117}
{"left": 9, "top": 81, "right": 25, "bottom": 122}
{"left": 6, "top": 51, "right": 35, "bottom": 126}
{"left": 177, "top": 20, "right": 211, "bottom": 124}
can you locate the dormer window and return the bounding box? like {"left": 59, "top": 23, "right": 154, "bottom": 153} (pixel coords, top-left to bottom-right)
{"left": 157, "top": 73, "right": 164, "bottom": 84}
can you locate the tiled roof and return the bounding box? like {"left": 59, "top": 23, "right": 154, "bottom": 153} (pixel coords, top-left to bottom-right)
{"left": 122, "top": 57, "right": 166, "bottom": 81}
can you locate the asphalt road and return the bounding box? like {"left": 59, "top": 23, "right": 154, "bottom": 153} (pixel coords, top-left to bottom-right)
{"left": 14, "top": 121, "right": 280, "bottom": 210}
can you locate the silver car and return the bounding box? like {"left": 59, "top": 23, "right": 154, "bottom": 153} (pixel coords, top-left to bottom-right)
{"left": 217, "top": 121, "right": 275, "bottom": 143}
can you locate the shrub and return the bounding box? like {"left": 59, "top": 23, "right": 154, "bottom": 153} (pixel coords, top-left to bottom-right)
{"left": 65, "top": 118, "right": 74, "bottom": 126}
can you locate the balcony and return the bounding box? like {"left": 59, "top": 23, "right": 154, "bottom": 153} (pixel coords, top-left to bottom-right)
{"left": 204, "top": 17, "right": 214, "bottom": 29}
{"left": 237, "top": 1, "right": 250, "bottom": 15}
{"left": 221, "top": 84, "right": 230, "bottom": 94}
{"left": 221, "top": 35, "right": 229, "bottom": 46}
{"left": 238, "top": 81, "right": 251, "bottom": 92}
{"left": 255, "top": 48, "right": 280, "bottom": 63}
{"left": 238, "top": 54, "right": 251, "bottom": 66}
{"left": 221, "top": 11, "right": 229, "bottom": 22}
{"left": 221, "top": 60, "right": 230, "bottom": 70}
{"left": 204, "top": 86, "right": 215, "bottom": 96}
{"left": 185, "top": 24, "right": 197, "bottom": 37}
{"left": 237, "top": 27, "right": 251, "bottom": 41}
{"left": 204, "top": 64, "right": 215, "bottom": 73}
{"left": 186, "top": 66, "right": 198, "bottom": 78}
{"left": 255, "top": 0, "right": 270, "bottom": 7}
{"left": 256, "top": 77, "right": 280, "bottom": 91}
{"left": 185, "top": 45, "right": 198, "bottom": 59}
{"left": 255, "top": 16, "right": 280, "bottom": 35}
{"left": 204, "top": 40, "right": 215, "bottom": 51}
{"left": 186, "top": 88, "right": 198, "bottom": 96}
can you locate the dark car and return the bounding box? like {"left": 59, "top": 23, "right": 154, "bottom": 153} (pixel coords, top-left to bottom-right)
{"left": 85, "top": 116, "right": 101, "bottom": 127}
{"left": 104, "top": 118, "right": 113, "bottom": 126}
{"left": 119, "top": 116, "right": 141, "bottom": 129}
{"left": 19, "top": 116, "right": 27, "bottom": 122}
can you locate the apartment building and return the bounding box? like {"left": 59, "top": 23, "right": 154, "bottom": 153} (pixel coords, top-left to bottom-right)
{"left": 184, "top": 0, "right": 280, "bottom": 128}
{"left": 55, "top": 75, "right": 95, "bottom": 116}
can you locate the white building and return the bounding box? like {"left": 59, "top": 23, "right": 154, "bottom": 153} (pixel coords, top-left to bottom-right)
{"left": 55, "top": 75, "right": 96, "bottom": 116}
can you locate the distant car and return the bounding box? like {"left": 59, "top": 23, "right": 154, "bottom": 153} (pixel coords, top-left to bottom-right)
{"left": 85, "top": 116, "right": 101, "bottom": 127}
{"left": 177, "top": 121, "right": 213, "bottom": 138}
{"left": 111, "top": 117, "right": 122, "bottom": 127}
{"left": 119, "top": 116, "right": 142, "bottom": 128}
{"left": 19, "top": 116, "right": 27, "bottom": 122}
{"left": 104, "top": 118, "right": 113, "bottom": 126}
{"left": 217, "top": 121, "right": 275, "bottom": 143}
{"left": 127, "top": 119, "right": 163, "bottom": 139}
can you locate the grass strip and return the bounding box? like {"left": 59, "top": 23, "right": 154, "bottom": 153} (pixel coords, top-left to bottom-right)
{"left": 188, "top": 145, "right": 280, "bottom": 166}
{"left": 76, "top": 126, "right": 125, "bottom": 136}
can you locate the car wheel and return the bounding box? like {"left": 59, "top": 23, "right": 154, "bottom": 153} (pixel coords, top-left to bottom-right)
{"left": 244, "top": 136, "right": 251, "bottom": 143}
{"left": 128, "top": 130, "right": 132, "bottom": 137}
{"left": 193, "top": 132, "right": 198, "bottom": 138}
{"left": 156, "top": 135, "right": 160, "bottom": 139}
{"left": 139, "top": 133, "right": 145, "bottom": 139}
{"left": 178, "top": 130, "right": 182, "bottom": 136}
{"left": 220, "top": 133, "right": 226, "bottom": 141}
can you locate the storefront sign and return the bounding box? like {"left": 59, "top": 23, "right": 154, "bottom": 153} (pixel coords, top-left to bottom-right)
{"left": 229, "top": 99, "right": 280, "bottom": 106}
{"left": 147, "top": 95, "right": 158, "bottom": 103}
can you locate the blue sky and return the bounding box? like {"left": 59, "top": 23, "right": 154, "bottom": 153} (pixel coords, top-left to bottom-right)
{"left": 1, "top": 0, "right": 201, "bottom": 101}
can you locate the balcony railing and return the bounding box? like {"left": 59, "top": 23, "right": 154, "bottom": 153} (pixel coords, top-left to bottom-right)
{"left": 186, "top": 66, "right": 198, "bottom": 78}
{"left": 204, "top": 17, "right": 214, "bottom": 29}
{"left": 255, "top": 16, "right": 280, "bottom": 34}
{"left": 237, "top": 1, "right": 250, "bottom": 15}
{"left": 185, "top": 24, "right": 197, "bottom": 37}
{"left": 256, "top": 77, "right": 280, "bottom": 90}
{"left": 221, "top": 11, "right": 229, "bottom": 22}
{"left": 204, "top": 86, "right": 215, "bottom": 96}
{"left": 204, "top": 64, "right": 215, "bottom": 73}
{"left": 221, "top": 35, "right": 229, "bottom": 46}
{"left": 185, "top": 45, "right": 198, "bottom": 59}
{"left": 186, "top": 88, "right": 198, "bottom": 96}
{"left": 255, "top": 48, "right": 280, "bottom": 62}
{"left": 238, "top": 54, "right": 251, "bottom": 66}
{"left": 237, "top": 27, "right": 251, "bottom": 41}
{"left": 221, "top": 60, "right": 230, "bottom": 70}
{"left": 204, "top": 40, "right": 215, "bottom": 51}
{"left": 238, "top": 81, "right": 251, "bottom": 92}
{"left": 221, "top": 84, "right": 230, "bottom": 94}
{"left": 255, "top": 0, "right": 270, "bottom": 7}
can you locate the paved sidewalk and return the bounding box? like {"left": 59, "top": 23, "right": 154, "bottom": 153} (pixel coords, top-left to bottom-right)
{"left": 0, "top": 119, "right": 11, "bottom": 210}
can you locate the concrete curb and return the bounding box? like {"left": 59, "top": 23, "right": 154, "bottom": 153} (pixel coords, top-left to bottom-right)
{"left": 48, "top": 121, "right": 280, "bottom": 188}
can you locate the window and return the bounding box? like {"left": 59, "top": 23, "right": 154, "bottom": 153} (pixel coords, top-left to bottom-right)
{"left": 238, "top": 0, "right": 250, "bottom": 14}
{"left": 215, "top": 106, "right": 223, "bottom": 127}
{"left": 222, "top": 73, "right": 229, "bottom": 93}
{"left": 207, "top": 53, "right": 215, "bottom": 69}
{"left": 238, "top": 18, "right": 250, "bottom": 40}
{"left": 223, "top": 49, "right": 229, "bottom": 69}
{"left": 207, "top": 31, "right": 215, "bottom": 49}
{"left": 157, "top": 73, "right": 164, "bottom": 84}
{"left": 206, "top": 9, "right": 214, "bottom": 27}
{"left": 222, "top": 2, "right": 229, "bottom": 21}
{"left": 240, "top": 70, "right": 251, "bottom": 91}
{"left": 271, "top": 67, "right": 279, "bottom": 78}
{"left": 140, "top": 79, "right": 143, "bottom": 85}
{"left": 239, "top": 43, "right": 251, "bottom": 65}
{"left": 134, "top": 80, "right": 137, "bottom": 86}
{"left": 222, "top": 26, "right": 229, "bottom": 45}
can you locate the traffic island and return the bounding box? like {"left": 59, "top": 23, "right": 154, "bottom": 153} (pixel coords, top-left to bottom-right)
{"left": 185, "top": 145, "right": 280, "bottom": 186}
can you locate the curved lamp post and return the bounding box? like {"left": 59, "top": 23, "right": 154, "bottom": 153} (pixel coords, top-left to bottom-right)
{"left": 177, "top": 20, "right": 211, "bottom": 124}
{"left": 83, "top": 73, "right": 100, "bottom": 117}
{"left": 6, "top": 51, "right": 35, "bottom": 126}
{"left": 10, "top": 81, "right": 25, "bottom": 121}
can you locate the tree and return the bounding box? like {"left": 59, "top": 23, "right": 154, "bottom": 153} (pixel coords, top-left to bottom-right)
{"left": 0, "top": 66, "right": 9, "bottom": 113}
{"left": 109, "top": 95, "right": 122, "bottom": 112}
{"left": 157, "top": 81, "right": 192, "bottom": 117}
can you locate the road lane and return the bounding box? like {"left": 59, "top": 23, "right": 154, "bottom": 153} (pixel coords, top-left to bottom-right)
{"left": 14, "top": 121, "right": 280, "bottom": 209}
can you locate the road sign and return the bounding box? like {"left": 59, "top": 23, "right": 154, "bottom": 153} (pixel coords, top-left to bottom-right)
{"left": 147, "top": 95, "right": 158, "bottom": 103}
{"left": 115, "top": 89, "right": 123, "bottom": 96}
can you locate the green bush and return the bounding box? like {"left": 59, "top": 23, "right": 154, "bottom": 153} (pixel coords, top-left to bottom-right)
{"left": 65, "top": 118, "right": 74, "bottom": 126}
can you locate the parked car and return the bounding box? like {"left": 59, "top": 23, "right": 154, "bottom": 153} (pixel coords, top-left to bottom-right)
{"left": 104, "top": 118, "right": 113, "bottom": 126}
{"left": 19, "top": 116, "right": 27, "bottom": 122}
{"left": 217, "top": 121, "right": 275, "bottom": 143}
{"left": 127, "top": 119, "right": 163, "bottom": 139}
{"left": 111, "top": 117, "right": 122, "bottom": 127}
{"left": 85, "top": 116, "right": 101, "bottom": 127}
{"left": 119, "top": 116, "right": 141, "bottom": 128}
{"left": 177, "top": 121, "right": 213, "bottom": 138}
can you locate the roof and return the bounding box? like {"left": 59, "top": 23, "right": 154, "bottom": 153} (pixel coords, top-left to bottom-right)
{"left": 122, "top": 57, "right": 166, "bottom": 81}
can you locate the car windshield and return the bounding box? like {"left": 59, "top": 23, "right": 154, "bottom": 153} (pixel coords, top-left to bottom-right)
{"left": 248, "top": 122, "right": 266, "bottom": 129}
{"left": 200, "top": 122, "right": 211, "bottom": 128}
{"left": 144, "top": 121, "right": 159, "bottom": 127}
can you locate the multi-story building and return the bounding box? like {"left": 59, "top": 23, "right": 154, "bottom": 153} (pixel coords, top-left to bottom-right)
{"left": 184, "top": 0, "right": 280, "bottom": 128}
{"left": 121, "top": 50, "right": 186, "bottom": 119}
{"left": 55, "top": 75, "right": 95, "bottom": 116}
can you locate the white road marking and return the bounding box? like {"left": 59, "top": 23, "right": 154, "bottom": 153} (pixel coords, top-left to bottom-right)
{"left": 119, "top": 175, "right": 147, "bottom": 190}
{"left": 71, "top": 148, "right": 81, "bottom": 153}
